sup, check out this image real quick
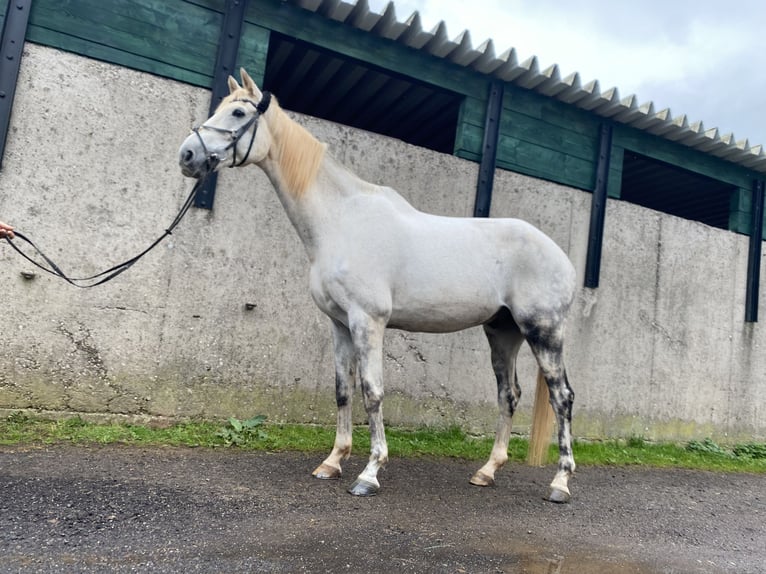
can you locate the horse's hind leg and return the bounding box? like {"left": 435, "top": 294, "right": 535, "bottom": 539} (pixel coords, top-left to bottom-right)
{"left": 470, "top": 311, "right": 525, "bottom": 487}
{"left": 312, "top": 319, "right": 355, "bottom": 480}
{"left": 522, "top": 320, "right": 576, "bottom": 503}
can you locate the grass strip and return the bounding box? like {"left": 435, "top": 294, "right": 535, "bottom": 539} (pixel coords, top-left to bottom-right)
{"left": 1, "top": 413, "right": 764, "bottom": 473}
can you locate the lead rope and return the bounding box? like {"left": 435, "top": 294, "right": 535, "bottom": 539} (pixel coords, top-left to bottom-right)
{"left": 3, "top": 175, "right": 206, "bottom": 288}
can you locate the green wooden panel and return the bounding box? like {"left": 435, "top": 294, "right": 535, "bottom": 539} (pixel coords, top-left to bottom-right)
{"left": 728, "top": 187, "right": 766, "bottom": 236}
{"left": 458, "top": 80, "right": 601, "bottom": 190}
{"left": 453, "top": 115, "right": 472, "bottom": 156}
{"left": 501, "top": 87, "right": 601, "bottom": 171}
{"left": 496, "top": 133, "right": 595, "bottom": 191}
{"left": 29, "top": 0, "right": 221, "bottom": 76}
{"left": 728, "top": 213, "right": 749, "bottom": 235}
{"left": 728, "top": 209, "right": 766, "bottom": 236}
{"left": 459, "top": 95, "right": 598, "bottom": 190}
{"left": 455, "top": 149, "right": 481, "bottom": 163}
{"left": 459, "top": 94, "right": 488, "bottom": 129}
{"left": 26, "top": 25, "right": 212, "bottom": 86}
{"left": 504, "top": 85, "right": 600, "bottom": 135}
{"left": 607, "top": 145, "right": 624, "bottom": 199}
{"left": 729, "top": 188, "right": 751, "bottom": 234}
{"left": 499, "top": 109, "right": 598, "bottom": 163}
{"left": 454, "top": 96, "right": 485, "bottom": 156}
{"left": 454, "top": 122, "right": 484, "bottom": 161}
{"left": 246, "top": 0, "right": 489, "bottom": 100}
{"left": 731, "top": 186, "right": 752, "bottom": 211}
{"left": 236, "top": 22, "right": 269, "bottom": 85}
{"left": 493, "top": 117, "right": 598, "bottom": 191}
{"left": 25, "top": 0, "right": 268, "bottom": 89}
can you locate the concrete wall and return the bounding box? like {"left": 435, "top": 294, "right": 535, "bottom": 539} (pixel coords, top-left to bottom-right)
{"left": 1, "top": 45, "right": 763, "bottom": 442}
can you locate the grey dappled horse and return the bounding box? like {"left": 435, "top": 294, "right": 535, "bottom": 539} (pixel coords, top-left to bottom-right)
{"left": 178, "top": 70, "right": 577, "bottom": 502}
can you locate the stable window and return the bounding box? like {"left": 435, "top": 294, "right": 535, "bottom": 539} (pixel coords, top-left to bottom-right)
{"left": 263, "top": 34, "right": 462, "bottom": 154}
{"left": 620, "top": 152, "right": 736, "bottom": 230}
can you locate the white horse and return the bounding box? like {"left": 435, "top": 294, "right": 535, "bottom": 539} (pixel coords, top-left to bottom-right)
{"left": 178, "top": 70, "right": 577, "bottom": 502}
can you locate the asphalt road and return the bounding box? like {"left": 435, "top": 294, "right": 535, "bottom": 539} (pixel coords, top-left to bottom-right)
{"left": 1, "top": 445, "right": 763, "bottom": 573}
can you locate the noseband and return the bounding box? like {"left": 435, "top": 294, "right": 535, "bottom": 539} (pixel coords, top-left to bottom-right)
{"left": 192, "top": 91, "right": 272, "bottom": 171}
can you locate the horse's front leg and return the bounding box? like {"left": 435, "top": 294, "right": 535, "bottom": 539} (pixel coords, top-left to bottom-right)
{"left": 347, "top": 313, "right": 387, "bottom": 496}
{"left": 313, "top": 319, "right": 356, "bottom": 480}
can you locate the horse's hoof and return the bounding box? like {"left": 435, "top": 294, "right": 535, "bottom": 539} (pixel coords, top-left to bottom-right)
{"left": 469, "top": 471, "right": 495, "bottom": 487}
{"left": 547, "top": 487, "right": 571, "bottom": 504}
{"left": 312, "top": 463, "right": 341, "bottom": 480}
{"left": 348, "top": 478, "right": 379, "bottom": 497}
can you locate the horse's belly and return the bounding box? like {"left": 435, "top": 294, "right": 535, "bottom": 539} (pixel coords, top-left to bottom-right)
{"left": 385, "top": 250, "right": 505, "bottom": 332}
{"left": 387, "top": 298, "right": 501, "bottom": 333}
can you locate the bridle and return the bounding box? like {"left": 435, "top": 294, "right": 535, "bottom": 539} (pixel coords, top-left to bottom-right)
{"left": 2, "top": 91, "right": 273, "bottom": 288}
{"left": 191, "top": 91, "right": 272, "bottom": 172}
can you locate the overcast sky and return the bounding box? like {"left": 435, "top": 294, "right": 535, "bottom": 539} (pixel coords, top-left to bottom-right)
{"left": 367, "top": 0, "right": 765, "bottom": 148}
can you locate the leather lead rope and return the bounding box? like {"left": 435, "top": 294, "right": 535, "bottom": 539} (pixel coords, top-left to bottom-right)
{"left": 4, "top": 176, "right": 206, "bottom": 288}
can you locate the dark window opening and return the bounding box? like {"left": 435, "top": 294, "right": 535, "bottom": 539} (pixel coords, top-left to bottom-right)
{"left": 621, "top": 152, "right": 736, "bottom": 230}
{"left": 263, "top": 33, "right": 462, "bottom": 154}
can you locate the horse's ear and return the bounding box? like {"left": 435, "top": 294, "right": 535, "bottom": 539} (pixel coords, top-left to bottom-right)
{"left": 227, "top": 75, "right": 240, "bottom": 94}
{"left": 240, "top": 68, "right": 263, "bottom": 100}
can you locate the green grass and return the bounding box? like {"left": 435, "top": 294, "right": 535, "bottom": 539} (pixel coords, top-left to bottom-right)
{"left": 572, "top": 436, "right": 766, "bottom": 473}
{"left": 1, "top": 412, "right": 765, "bottom": 473}
{"left": 0, "top": 412, "right": 224, "bottom": 447}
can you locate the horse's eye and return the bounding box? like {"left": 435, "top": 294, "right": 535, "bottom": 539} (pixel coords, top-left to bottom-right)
{"left": 232, "top": 108, "right": 246, "bottom": 118}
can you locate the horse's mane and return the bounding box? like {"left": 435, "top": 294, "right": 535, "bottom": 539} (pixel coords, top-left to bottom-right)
{"left": 269, "top": 103, "right": 326, "bottom": 198}
{"left": 225, "top": 89, "right": 325, "bottom": 198}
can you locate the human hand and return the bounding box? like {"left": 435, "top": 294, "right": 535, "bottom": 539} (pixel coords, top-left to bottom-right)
{"left": 0, "top": 221, "right": 14, "bottom": 239}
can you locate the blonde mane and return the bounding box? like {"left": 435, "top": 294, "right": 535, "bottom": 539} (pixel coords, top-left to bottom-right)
{"left": 269, "top": 102, "right": 326, "bottom": 198}
{"left": 223, "top": 89, "right": 325, "bottom": 198}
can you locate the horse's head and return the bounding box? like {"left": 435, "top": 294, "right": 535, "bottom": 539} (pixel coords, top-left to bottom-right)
{"left": 179, "top": 69, "right": 273, "bottom": 178}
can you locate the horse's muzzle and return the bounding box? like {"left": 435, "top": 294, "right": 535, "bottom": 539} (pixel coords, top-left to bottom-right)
{"left": 178, "top": 136, "right": 219, "bottom": 178}
{"left": 178, "top": 140, "right": 201, "bottom": 178}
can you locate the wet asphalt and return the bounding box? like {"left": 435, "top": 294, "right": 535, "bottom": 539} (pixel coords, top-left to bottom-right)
{"left": 1, "top": 445, "right": 764, "bottom": 573}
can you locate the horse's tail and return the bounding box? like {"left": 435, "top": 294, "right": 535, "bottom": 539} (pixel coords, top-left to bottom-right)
{"left": 527, "top": 368, "right": 555, "bottom": 466}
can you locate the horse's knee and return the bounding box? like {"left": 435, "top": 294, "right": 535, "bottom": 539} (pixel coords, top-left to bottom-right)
{"left": 360, "top": 379, "right": 383, "bottom": 413}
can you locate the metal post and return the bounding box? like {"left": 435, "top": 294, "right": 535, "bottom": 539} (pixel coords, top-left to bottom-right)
{"left": 194, "top": 0, "right": 248, "bottom": 209}
{"left": 473, "top": 81, "right": 503, "bottom": 217}
{"left": 584, "top": 123, "right": 613, "bottom": 288}
{"left": 745, "top": 179, "right": 764, "bottom": 322}
{"left": 0, "top": 0, "right": 32, "bottom": 170}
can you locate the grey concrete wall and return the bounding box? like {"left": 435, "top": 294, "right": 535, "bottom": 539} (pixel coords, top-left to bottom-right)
{"left": 1, "top": 45, "right": 763, "bottom": 441}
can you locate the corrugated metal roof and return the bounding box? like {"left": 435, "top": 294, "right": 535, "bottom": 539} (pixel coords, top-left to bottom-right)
{"left": 289, "top": 0, "right": 766, "bottom": 174}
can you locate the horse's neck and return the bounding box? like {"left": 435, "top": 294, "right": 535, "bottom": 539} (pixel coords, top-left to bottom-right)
{"left": 257, "top": 112, "right": 385, "bottom": 257}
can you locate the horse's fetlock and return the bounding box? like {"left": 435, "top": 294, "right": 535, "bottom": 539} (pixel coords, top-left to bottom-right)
{"left": 334, "top": 444, "right": 352, "bottom": 459}
{"left": 493, "top": 453, "right": 509, "bottom": 469}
